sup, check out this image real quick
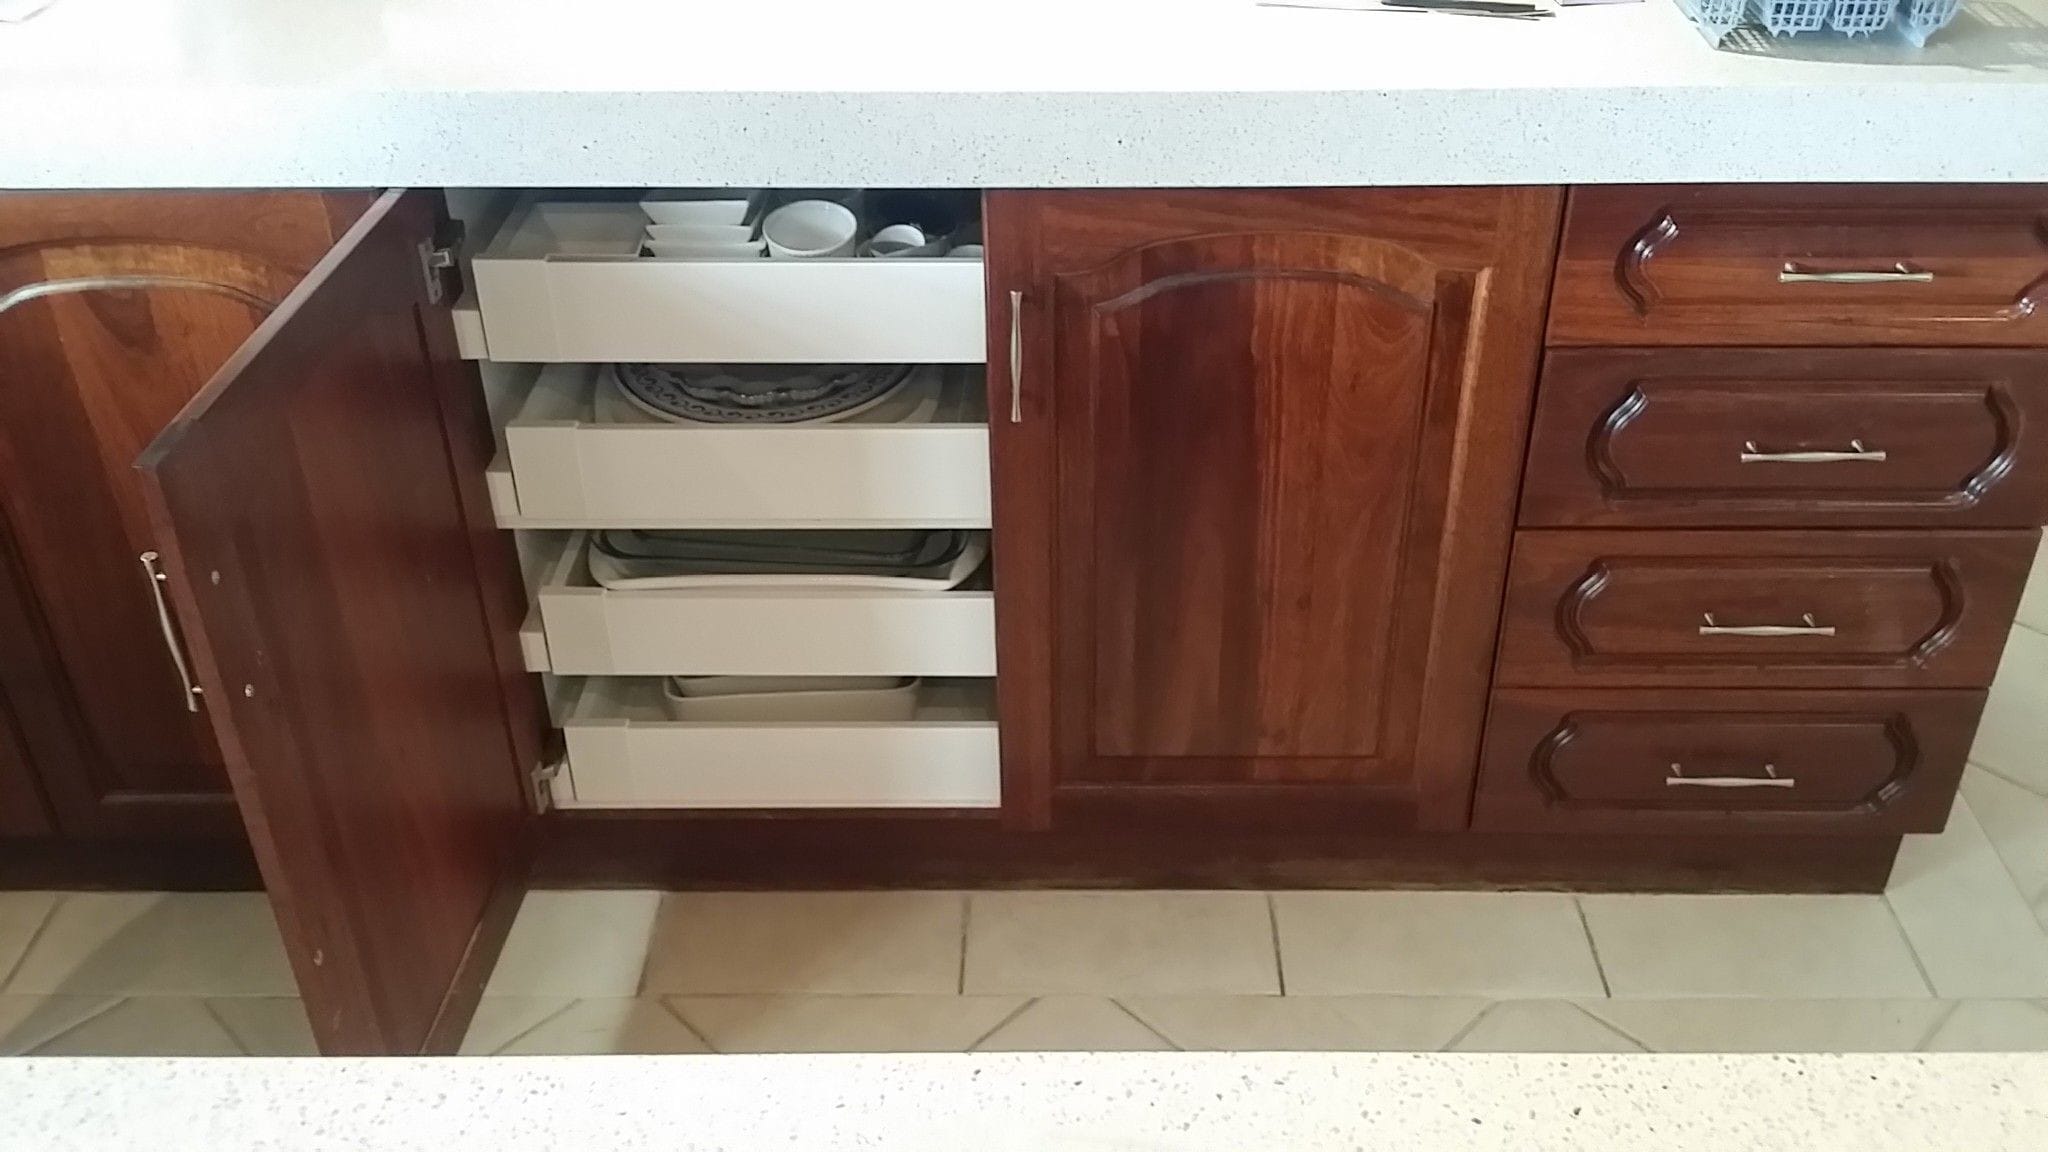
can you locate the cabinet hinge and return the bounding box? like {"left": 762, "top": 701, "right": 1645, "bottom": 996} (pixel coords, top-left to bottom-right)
{"left": 417, "top": 241, "right": 457, "bottom": 305}
{"left": 528, "top": 756, "right": 564, "bottom": 814}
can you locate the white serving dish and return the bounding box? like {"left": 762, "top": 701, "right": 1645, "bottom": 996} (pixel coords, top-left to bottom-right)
{"left": 646, "top": 223, "right": 755, "bottom": 243}
{"left": 660, "top": 676, "right": 920, "bottom": 721}
{"left": 532, "top": 532, "right": 997, "bottom": 676}
{"left": 495, "top": 364, "right": 990, "bottom": 529}
{"left": 640, "top": 189, "right": 757, "bottom": 226}
{"left": 585, "top": 529, "right": 988, "bottom": 591}
{"left": 553, "top": 676, "right": 999, "bottom": 809}
{"left": 469, "top": 197, "right": 986, "bottom": 363}
{"left": 643, "top": 239, "right": 766, "bottom": 259}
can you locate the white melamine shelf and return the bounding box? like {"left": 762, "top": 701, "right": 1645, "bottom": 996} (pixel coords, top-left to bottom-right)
{"left": 494, "top": 363, "right": 991, "bottom": 529}
{"left": 468, "top": 199, "right": 987, "bottom": 364}
{"left": 531, "top": 531, "right": 997, "bottom": 677}
{"left": 552, "top": 676, "right": 1000, "bottom": 810}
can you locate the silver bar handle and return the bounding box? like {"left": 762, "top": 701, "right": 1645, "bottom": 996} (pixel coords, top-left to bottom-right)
{"left": 1008, "top": 290, "right": 1024, "bottom": 424}
{"left": 1699, "top": 612, "right": 1837, "bottom": 638}
{"left": 1741, "top": 439, "right": 1887, "bottom": 464}
{"left": 1667, "top": 762, "right": 1796, "bottom": 789}
{"left": 138, "top": 551, "right": 204, "bottom": 713}
{"left": 1778, "top": 262, "right": 1933, "bottom": 285}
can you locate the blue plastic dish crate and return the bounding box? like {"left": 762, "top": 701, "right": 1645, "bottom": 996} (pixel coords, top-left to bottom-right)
{"left": 1677, "top": 0, "right": 1963, "bottom": 45}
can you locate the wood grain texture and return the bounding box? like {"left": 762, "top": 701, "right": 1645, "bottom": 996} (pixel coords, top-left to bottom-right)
{"left": 530, "top": 811, "right": 1901, "bottom": 894}
{"left": 1549, "top": 185, "right": 2048, "bottom": 347}
{"left": 0, "top": 190, "right": 370, "bottom": 844}
{"left": 1474, "top": 687, "right": 1984, "bottom": 836}
{"left": 1496, "top": 529, "right": 2034, "bottom": 689}
{"left": 986, "top": 187, "right": 1563, "bottom": 832}
{"left": 136, "top": 190, "right": 531, "bottom": 1055}
{"left": 1522, "top": 347, "right": 2048, "bottom": 529}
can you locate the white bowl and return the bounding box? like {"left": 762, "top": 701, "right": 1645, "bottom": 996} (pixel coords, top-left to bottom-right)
{"left": 641, "top": 189, "right": 757, "bottom": 226}
{"left": 763, "top": 200, "right": 858, "bottom": 259}
{"left": 646, "top": 223, "right": 755, "bottom": 244}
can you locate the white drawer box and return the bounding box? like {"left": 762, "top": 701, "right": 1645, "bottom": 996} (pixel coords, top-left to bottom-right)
{"left": 533, "top": 532, "right": 997, "bottom": 676}
{"left": 469, "top": 200, "right": 986, "bottom": 363}
{"left": 496, "top": 364, "right": 991, "bottom": 529}
{"left": 554, "top": 677, "right": 1000, "bottom": 810}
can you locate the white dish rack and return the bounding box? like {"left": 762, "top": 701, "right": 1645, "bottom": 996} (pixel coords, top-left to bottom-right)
{"left": 1676, "top": 0, "right": 1963, "bottom": 45}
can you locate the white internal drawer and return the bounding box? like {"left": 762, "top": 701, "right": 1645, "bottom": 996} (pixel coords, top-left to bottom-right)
{"left": 533, "top": 532, "right": 997, "bottom": 676}
{"left": 469, "top": 199, "right": 987, "bottom": 363}
{"left": 554, "top": 677, "right": 999, "bottom": 810}
{"left": 496, "top": 364, "right": 991, "bottom": 528}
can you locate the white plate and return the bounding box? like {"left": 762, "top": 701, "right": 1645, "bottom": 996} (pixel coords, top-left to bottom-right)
{"left": 641, "top": 190, "right": 757, "bottom": 226}
{"left": 586, "top": 530, "right": 988, "bottom": 591}
{"left": 660, "top": 677, "right": 921, "bottom": 721}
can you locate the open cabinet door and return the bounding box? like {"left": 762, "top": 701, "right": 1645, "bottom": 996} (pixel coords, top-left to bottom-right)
{"left": 136, "top": 190, "right": 536, "bottom": 1055}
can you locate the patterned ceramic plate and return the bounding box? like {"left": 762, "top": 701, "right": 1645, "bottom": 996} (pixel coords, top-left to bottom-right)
{"left": 610, "top": 362, "right": 913, "bottom": 424}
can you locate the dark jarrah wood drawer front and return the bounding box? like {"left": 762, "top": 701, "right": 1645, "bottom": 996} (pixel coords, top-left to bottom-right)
{"left": 1496, "top": 530, "right": 2033, "bottom": 690}
{"left": 1521, "top": 348, "right": 2048, "bottom": 529}
{"left": 1549, "top": 185, "right": 2048, "bottom": 347}
{"left": 1474, "top": 687, "right": 1984, "bottom": 834}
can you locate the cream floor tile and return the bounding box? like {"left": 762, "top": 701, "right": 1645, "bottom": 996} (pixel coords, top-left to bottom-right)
{"left": 0, "top": 891, "right": 58, "bottom": 988}
{"left": 1124, "top": 995, "right": 1486, "bottom": 1051}
{"left": 1581, "top": 894, "right": 1929, "bottom": 999}
{"left": 1961, "top": 767, "right": 2048, "bottom": 905}
{"left": 670, "top": 995, "right": 1024, "bottom": 1053}
{"left": 1970, "top": 624, "right": 2048, "bottom": 793}
{"left": 496, "top": 998, "right": 710, "bottom": 1055}
{"left": 460, "top": 997, "right": 575, "bottom": 1055}
{"left": 30, "top": 997, "right": 243, "bottom": 1055}
{"left": 2014, "top": 533, "right": 2048, "bottom": 634}
{"left": 963, "top": 892, "right": 1277, "bottom": 996}
{"left": 207, "top": 997, "right": 316, "bottom": 1056}
{"left": 1887, "top": 797, "right": 2048, "bottom": 998}
{"left": 484, "top": 890, "right": 662, "bottom": 998}
{"left": 4, "top": 892, "right": 295, "bottom": 997}
{"left": 642, "top": 892, "right": 964, "bottom": 995}
{"left": 1582, "top": 999, "right": 1949, "bottom": 1052}
{"left": 1448, "top": 1002, "right": 1643, "bottom": 1053}
{"left": 1921, "top": 1001, "right": 2048, "bottom": 1051}
{"left": 0, "top": 995, "right": 116, "bottom": 1055}
{"left": 971, "top": 998, "right": 1174, "bottom": 1052}
{"left": 1273, "top": 892, "right": 1603, "bottom": 998}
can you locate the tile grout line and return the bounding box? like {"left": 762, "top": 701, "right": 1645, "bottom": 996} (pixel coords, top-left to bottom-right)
{"left": 957, "top": 893, "right": 971, "bottom": 996}
{"left": 654, "top": 996, "right": 721, "bottom": 1054}
{"left": 1109, "top": 999, "right": 1183, "bottom": 1050}
{"left": 198, "top": 998, "right": 252, "bottom": 1056}
{"left": 488, "top": 999, "right": 581, "bottom": 1056}
{"left": 0, "top": 893, "right": 65, "bottom": 992}
{"left": 632, "top": 894, "right": 662, "bottom": 997}
{"left": 1436, "top": 1001, "right": 1498, "bottom": 1052}
{"left": 23, "top": 996, "right": 126, "bottom": 1056}
{"left": 1573, "top": 897, "right": 1612, "bottom": 998}
{"left": 963, "top": 996, "right": 1038, "bottom": 1052}
{"left": 1911, "top": 1000, "right": 1965, "bottom": 1052}
{"left": 1881, "top": 895, "right": 1942, "bottom": 999}
{"left": 1563, "top": 1000, "right": 1648, "bottom": 1053}
{"left": 1971, "top": 760, "right": 2048, "bottom": 809}
{"left": 1951, "top": 780, "right": 2048, "bottom": 921}
{"left": 1266, "top": 893, "right": 1287, "bottom": 997}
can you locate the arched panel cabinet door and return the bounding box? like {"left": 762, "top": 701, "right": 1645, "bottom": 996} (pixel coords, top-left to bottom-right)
{"left": 0, "top": 192, "right": 369, "bottom": 844}
{"left": 985, "top": 189, "right": 1563, "bottom": 833}
{"left": 137, "top": 189, "right": 545, "bottom": 1055}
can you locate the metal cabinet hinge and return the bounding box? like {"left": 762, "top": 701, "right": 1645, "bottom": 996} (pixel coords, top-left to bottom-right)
{"left": 417, "top": 241, "right": 457, "bottom": 305}
{"left": 528, "top": 756, "right": 564, "bottom": 813}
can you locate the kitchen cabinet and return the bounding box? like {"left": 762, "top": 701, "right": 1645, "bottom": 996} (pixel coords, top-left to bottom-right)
{"left": 0, "top": 191, "right": 370, "bottom": 847}
{"left": 983, "top": 189, "right": 1563, "bottom": 831}
{"left": 135, "top": 190, "right": 544, "bottom": 1054}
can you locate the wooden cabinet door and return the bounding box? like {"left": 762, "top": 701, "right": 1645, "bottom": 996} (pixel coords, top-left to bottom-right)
{"left": 986, "top": 189, "right": 1562, "bottom": 831}
{"left": 137, "top": 190, "right": 541, "bottom": 1054}
{"left": 0, "top": 191, "right": 369, "bottom": 842}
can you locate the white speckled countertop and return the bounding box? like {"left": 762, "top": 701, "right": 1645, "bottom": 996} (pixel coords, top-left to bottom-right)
{"left": 1, "top": 0, "right": 2046, "bottom": 188}
{"left": 3, "top": 1052, "right": 2047, "bottom": 1151}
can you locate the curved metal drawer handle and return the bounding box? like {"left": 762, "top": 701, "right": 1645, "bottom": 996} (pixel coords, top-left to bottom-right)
{"left": 1667, "top": 762, "right": 1796, "bottom": 789}
{"left": 1778, "top": 262, "right": 1934, "bottom": 285}
{"left": 1741, "top": 439, "right": 1887, "bottom": 464}
{"left": 139, "top": 551, "right": 204, "bottom": 713}
{"left": 1699, "top": 612, "right": 1836, "bottom": 638}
